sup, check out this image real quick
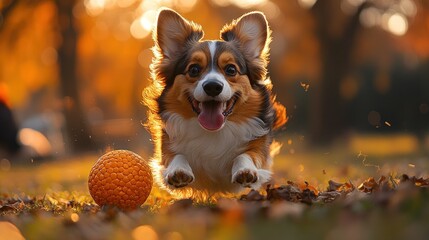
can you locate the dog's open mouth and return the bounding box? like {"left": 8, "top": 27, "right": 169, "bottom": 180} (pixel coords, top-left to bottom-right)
{"left": 188, "top": 94, "right": 238, "bottom": 131}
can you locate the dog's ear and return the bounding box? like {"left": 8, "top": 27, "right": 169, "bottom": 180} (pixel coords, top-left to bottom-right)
{"left": 220, "top": 12, "right": 270, "bottom": 59}
{"left": 154, "top": 8, "right": 204, "bottom": 58}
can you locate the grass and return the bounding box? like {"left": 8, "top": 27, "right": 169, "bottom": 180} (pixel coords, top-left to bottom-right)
{"left": 1, "top": 135, "right": 429, "bottom": 240}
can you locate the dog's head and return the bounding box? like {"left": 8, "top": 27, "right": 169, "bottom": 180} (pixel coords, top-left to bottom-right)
{"left": 151, "top": 8, "right": 276, "bottom": 131}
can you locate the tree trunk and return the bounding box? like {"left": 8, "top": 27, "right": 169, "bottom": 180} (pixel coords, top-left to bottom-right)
{"left": 309, "top": 1, "right": 367, "bottom": 145}
{"left": 0, "top": 0, "right": 19, "bottom": 31}
{"left": 56, "top": 0, "right": 94, "bottom": 152}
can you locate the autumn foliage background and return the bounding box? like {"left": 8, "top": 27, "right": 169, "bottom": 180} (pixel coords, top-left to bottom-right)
{"left": 1, "top": 0, "right": 429, "bottom": 155}
{"left": 1, "top": 0, "right": 429, "bottom": 239}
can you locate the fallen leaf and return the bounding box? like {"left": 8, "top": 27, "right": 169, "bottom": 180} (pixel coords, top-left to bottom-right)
{"left": 240, "top": 190, "right": 264, "bottom": 201}
{"left": 317, "top": 191, "right": 342, "bottom": 203}
{"left": 405, "top": 175, "right": 429, "bottom": 187}
{"left": 358, "top": 177, "right": 378, "bottom": 193}
{"left": 327, "top": 180, "right": 354, "bottom": 193}
{"left": 301, "top": 189, "right": 317, "bottom": 205}
{"left": 267, "top": 184, "right": 301, "bottom": 202}
{"left": 327, "top": 180, "right": 344, "bottom": 192}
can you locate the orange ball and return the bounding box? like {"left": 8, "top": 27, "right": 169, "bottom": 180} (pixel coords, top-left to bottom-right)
{"left": 88, "top": 150, "right": 153, "bottom": 211}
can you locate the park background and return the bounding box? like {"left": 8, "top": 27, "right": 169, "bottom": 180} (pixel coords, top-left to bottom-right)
{"left": 1, "top": 0, "right": 429, "bottom": 239}
{"left": 1, "top": 0, "right": 429, "bottom": 159}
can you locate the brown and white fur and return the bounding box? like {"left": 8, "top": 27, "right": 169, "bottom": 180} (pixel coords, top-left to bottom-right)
{"left": 143, "top": 8, "right": 287, "bottom": 198}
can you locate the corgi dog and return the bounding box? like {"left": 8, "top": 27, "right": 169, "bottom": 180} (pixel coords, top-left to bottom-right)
{"left": 143, "top": 8, "right": 287, "bottom": 198}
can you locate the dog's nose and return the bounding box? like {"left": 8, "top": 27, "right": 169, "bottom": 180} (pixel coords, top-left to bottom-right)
{"left": 203, "top": 80, "right": 224, "bottom": 97}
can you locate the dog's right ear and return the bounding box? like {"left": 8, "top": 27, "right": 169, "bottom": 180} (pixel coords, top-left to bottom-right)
{"left": 154, "top": 8, "right": 204, "bottom": 59}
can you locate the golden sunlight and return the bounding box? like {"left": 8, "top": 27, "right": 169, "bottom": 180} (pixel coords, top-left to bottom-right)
{"left": 130, "top": 19, "right": 150, "bottom": 39}
{"left": 211, "top": 0, "right": 268, "bottom": 9}
{"left": 164, "top": 232, "right": 184, "bottom": 240}
{"left": 132, "top": 225, "right": 158, "bottom": 240}
{"left": 360, "top": 7, "right": 381, "bottom": 27}
{"left": 344, "top": 0, "right": 414, "bottom": 36}
{"left": 18, "top": 128, "right": 52, "bottom": 156}
{"left": 82, "top": 0, "right": 198, "bottom": 39}
{"left": 297, "top": 0, "right": 317, "bottom": 9}
{"left": 84, "top": 0, "right": 107, "bottom": 16}
{"left": 345, "top": 0, "right": 366, "bottom": 7}
{"left": 117, "top": 0, "right": 138, "bottom": 8}
{"left": 173, "top": 0, "right": 198, "bottom": 12}
{"left": 386, "top": 13, "right": 408, "bottom": 36}
{"left": 139, "top": 10, "right": 157, "bottom": 31}
{"left": 70, "top": 213, "right": 80, "bottom": 223}
{"left": 129, "top": 0, "right": 197, "bottom": 39}
{"left": 230, "top": 0, "right": 267, "bottom": 9}
{"left": 400, "top": 0, "right": 417, "bottom": 17}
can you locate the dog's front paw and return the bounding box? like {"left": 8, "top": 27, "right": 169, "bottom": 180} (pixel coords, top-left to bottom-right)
{"left": 232, "top": 169, "right": 258, "bottom": 187}
{"left": 166, "top": 170, "right": 194, "bottom": 188}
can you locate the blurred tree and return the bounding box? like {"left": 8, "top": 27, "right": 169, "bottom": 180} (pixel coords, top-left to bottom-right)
{"left": 1, "top": 0, "right": 94, "bottom": 152}
{"left": 309, "top": 0, "right": 369, "bottom": 145}
{"left": 0, "top": 1, "right": 19, "bottom": 31}
{"left": 55, "top": 0, "right": 94, "bottom": 152}
{"left": 307, "top": 0, "right": 418, "bottom": 145}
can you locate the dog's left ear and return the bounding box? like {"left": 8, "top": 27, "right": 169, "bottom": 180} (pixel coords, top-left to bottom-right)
{"left": 220, "top": 12, "right": 270, "bottom": 59}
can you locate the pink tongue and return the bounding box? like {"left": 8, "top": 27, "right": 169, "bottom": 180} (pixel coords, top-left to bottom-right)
{"left": 198, "top": 101, "right": 225, "bottom": 131}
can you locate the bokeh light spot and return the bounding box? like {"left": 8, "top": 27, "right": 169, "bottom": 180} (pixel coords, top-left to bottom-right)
{"left": 346, "top": 0, "right": 365, "bottom": 7}
{"left": 235, "top": 0, "right": 267, "bottom": 9}
{"left": 260, "top": 1, "right": 280, "bottom": 20}
{"left": 174, "top": 0, "right": 198, "bottom": 12}
{"left": 210, "top": 0, "right": 231, "bottom": 7}
{"left": 138, "top": 49, "right": 153, "bottom": 68}
{"left": 117, "top": 0, "right": 137, "bottom": 8}
{"left": 297, "top": 0, "right": 317, "bottom": 9}
{"left": 130, "top": 19, "right": 150, "bottom": 39}
{"left": 400, "top": 0, "right": 417, "bottom": 17}
{"left": 84, "top": 0, "right": 106, "bottom": 16}
{"left": 0, "top": 158, "right": 11, "bottom": 172}
{"left": 41, "top": 47, "right": 58, "bottom": 66}
{"left": 132, "top": 225, "right": 158, "bottom": 240}
{"left": 18, "top": 128, "right": 52, "bottom": 156}
{"left": 0, "top": 222, "right": 25, "bottom": 240}
{"left": 70, "top": 213, "right": 80, "bottom": 222}
{"left": 368, "top": 111, "right": 381, "bottom": 127}
{"left": 164, "top": 231, "right": 183, "bottom": 240}
{"left": 387, "top": 13, "right": 408, "bottom": 36}
{"left": 139, "top": 10, "right": 157, "bottom": 31}
{"left": 360, "top": 7, "right": 381, "bottom": 28}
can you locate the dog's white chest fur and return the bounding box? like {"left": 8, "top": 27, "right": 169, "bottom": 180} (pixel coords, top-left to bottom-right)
{"left": 162, "top": 113, "right": 268, "bottom": 191}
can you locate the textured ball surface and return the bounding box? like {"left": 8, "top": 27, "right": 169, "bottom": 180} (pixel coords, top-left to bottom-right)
{"left": 88, "top": 150, "right": 152, "bottom": 210}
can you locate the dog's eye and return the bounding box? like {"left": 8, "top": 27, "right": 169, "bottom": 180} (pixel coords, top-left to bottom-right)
{"left": 225, "top": 64, "right": 237, "bottom": 76}
{"left": 188, "top": 64, "right": 202, "bottom": 78}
